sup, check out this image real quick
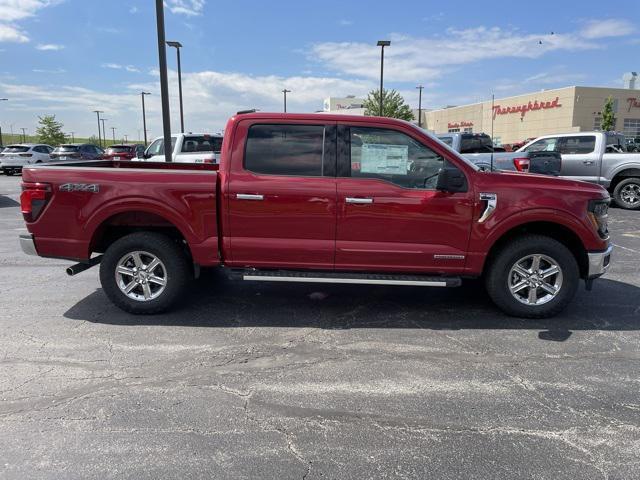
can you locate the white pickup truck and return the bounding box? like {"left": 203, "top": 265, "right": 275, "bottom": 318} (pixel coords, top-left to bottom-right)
{"left": 142, "top": 133, "right": 223, "bottom": 164}
{"left": 518, "top": 132, "right": 640, "bottom": 210}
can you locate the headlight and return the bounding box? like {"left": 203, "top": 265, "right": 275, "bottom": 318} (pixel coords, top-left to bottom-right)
{"left": 588, "top": 198, "right": 610, "bottom": 239}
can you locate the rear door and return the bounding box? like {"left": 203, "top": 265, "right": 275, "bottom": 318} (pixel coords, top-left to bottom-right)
{"left": 556, "top": 135, "right": 599, "bottom": 182}
{"left": 226, "top": 121, "right": 337, "bottom": 269}
{"left": 335, "top": 123, "right": 474, "bottom": 273}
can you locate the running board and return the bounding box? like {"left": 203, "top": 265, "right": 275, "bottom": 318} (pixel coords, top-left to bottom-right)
{"left": 238, "top": 270, "right": 461, "bottom": 287}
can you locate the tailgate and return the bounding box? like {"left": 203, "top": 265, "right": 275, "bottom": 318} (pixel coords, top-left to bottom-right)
{"left": 526, "top": 151, "right": 561, "bottom": 175}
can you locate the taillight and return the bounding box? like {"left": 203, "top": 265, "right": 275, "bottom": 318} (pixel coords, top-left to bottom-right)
{"left": 20, "top": 182, "right": 52, "bottom": 222}
{"left": 513, "top": 157, "right": 530, "bottom": 173}
{"left": 202, "top": 156, "right": 217, "bottom": 164}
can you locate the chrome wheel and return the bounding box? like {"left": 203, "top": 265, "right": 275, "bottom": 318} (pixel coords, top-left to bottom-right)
{"left": 508, "top": 254, "right": 563, "bottom": 306}
{"left": 115, "top": 251, "right": 167, "bottom": 302}
{"left": 620, "top": 183, "right": 640, "bottom": 206}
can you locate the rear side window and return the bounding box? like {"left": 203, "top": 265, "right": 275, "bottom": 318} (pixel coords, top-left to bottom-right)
{"left": 181, "top": 135, "right": 223, "bottom": 153}
{"left": 459, "top": 135, "right": 493, "bottom": 153}
{"left": 56, "top": 145, "right": 79, "bottom": 152}
{"left": 559, "top": 136, "right": 596, "bottom": 154}
{"left": 245, "top": 124, "right": 326, "bottom": 176}
{"left": 438, "top": 137, "right": 453, "bottom": 146}
{"left": 4, "top": 146, "right": 30, "bottom": 153}
{"left": 524, "top": 137, "right": 559, "bottom": 152}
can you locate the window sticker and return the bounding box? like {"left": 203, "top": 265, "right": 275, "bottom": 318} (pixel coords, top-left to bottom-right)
{"left": 360, "top": 144, "right": 409, "bottom": 174}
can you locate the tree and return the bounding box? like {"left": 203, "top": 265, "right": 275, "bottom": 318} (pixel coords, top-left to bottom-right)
{"left": 601, "top": 96, "right": 615, "bottom": 132}
{"left": 36, "top": 115, "right": 66, "bottom": 146}
{"left": 363, "top": 89, "right": 414, "bottom": 121}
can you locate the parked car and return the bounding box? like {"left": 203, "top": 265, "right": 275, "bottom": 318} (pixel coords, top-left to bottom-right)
{"left": 1, "top": 144, "right": 54, "bottom": 175}
{"left": 103, "top": 144, "right": 145, "bottom": 160}
{"left": 142, "top": 133, "right": 223, "bottom": 163}
{"left": 518, "top": 131, "right": 640, "bottom": 209}
{"left": 437, "top": 133, "right": 561, "bottom": 175}
{"left": 50, "top": 144, "right": 105, "bottom": 162}
{"left": 19, "top": 112, "right": 611, "bottom": 319}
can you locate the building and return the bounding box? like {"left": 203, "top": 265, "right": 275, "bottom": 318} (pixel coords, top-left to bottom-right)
{"left": 322, "top": 96, "right": 366, "bottom": 116}
{"left": 424, "top": 81, "right": 640, "bottom": 146}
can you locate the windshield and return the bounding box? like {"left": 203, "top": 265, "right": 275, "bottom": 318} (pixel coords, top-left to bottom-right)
{"left": 54, "top": 145, "right": 80, "bottom": 152}
{"left": 3, "top": 146, "right": 30, "bottom": 153}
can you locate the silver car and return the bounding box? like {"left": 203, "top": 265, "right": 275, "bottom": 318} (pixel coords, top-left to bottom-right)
{"left": 1, "top": 144, "right": 54, "bottom": 176}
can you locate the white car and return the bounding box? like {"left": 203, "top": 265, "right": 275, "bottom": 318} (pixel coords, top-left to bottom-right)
{"left": 142, "top": 133, "right": 223, "bottom": 163}
{"left": 1, "top": 144, "right": 54, "bottom": 175}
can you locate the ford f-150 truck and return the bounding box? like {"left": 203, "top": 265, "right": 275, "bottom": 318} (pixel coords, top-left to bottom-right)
{"left": 19, "top": 113, "right": 612, "bottom": 318}
{"left": 437, "top": 133, "right": 562, "bottom": 175}
{"left": 518, "top": 131, "right": 640, "bottom": 209}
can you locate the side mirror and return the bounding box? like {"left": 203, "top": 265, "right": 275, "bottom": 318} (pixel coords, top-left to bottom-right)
{"left": 436, "top": 167, "right": 467, "bottom": 193}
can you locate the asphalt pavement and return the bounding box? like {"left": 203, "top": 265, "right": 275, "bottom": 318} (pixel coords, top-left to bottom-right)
{"left": 0, "top": 174, "right": 639, "bottom": 479}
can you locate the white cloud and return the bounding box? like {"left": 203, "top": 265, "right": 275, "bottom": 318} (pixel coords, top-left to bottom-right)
{"left": 32, "top": 67, "right": 66, "bottom": 73}
{"left": 580, "top": 19, "right": 635, "bottom": 39}
{"left": 0, "top": 23, "right": 28, "bottom": 42}
{"left": 129, "top": 5, "right": 138, "bottom": 14}
{"left": 101, "top": 63, "right": 140, "bottom": 73}
{"left": 310, "top": 25, "right": 619, "bottom": 82}
{"left": 165, "top": 0, "right": 205, "bottom": 16}
{"left": 338, "top": 19, "right": 353, "bottom": 26}
{"left": 36, "top": 43, "right": 63, "bottom": 50}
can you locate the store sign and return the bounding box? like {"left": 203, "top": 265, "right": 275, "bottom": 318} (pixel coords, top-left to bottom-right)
{"left": 447, "top": 121, "right": 474, "bottom": 129}
{"left": 492, "top": 96, "right": 562, "bottom": 119}
{"left": 626, "top": 97, "right": 640, "bottom": 112}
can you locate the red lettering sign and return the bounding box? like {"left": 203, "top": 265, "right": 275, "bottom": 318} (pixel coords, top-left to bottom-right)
{"left": 447, "top": 121, "right": 474, "bottom": 129}
{"left": 627, "top": 97, "right": 640, "bottom": 112}
{"left": 492, "top": 97, "right": 562, "bottom": 119}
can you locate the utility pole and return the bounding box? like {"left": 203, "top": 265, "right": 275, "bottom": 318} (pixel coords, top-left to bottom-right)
{"left": 21, "top": 128, "right": 27, "bottom": 143}
{"left": 282, "top": 89, "right": 291, "bottom": 112}
{"left": 416, "top": 85, "right": 424, "bottom": 128}
{"left": 155, "top": 0, "right": 172, "bottom": 162}
{"left": 124, "top": 134, "right": 128, "bottom": 142}
{"left": 166, "top": 41, "right": 184, "bottom": 133}
{"left": 376, "top": 40, "right": 391, "bottom": 116}
{"left": 141, "top": 92, "right": 151, "bottom": 146}
{"left": 100, "top": 118, "right": 108, "bottom": 146}
{"left": 0, "top": 98, "right": 7, "bottom": 146}
{"left": 93, "top": 110, "right": 104, "bottom": 147}
{"left": 69, "top": 131, "right": 75, "bottom": 142}
{"left": 111, "top": 127, "right": 117, "bottom": 143}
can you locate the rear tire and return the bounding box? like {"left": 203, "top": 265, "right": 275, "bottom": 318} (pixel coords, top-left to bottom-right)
{"left": 612, "top": 177, "right": 640, "bottom": 210}
{"left": 485, "top": 235, "right": 579, "bottom": 318}
{"left": 99, "top": 232, "right": 192, "bottom": 314}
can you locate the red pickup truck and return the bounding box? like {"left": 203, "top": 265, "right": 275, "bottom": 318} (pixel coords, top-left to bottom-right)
{"left": 19, "top": 112, "right": 612, "bottom": 318}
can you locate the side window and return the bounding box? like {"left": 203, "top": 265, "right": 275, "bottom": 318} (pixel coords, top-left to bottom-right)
{"left": 349, "top": 127, "right": 444, "bottom": 190}
{"left": 245, "top": 124, "right": 326, "bottom": 176}
{"left": 33, "top": 146, "right": 44, "bottom": 153}
{"left": 559, "top": 136, "right": 596, "bottom": 154}
{"left": 524, "top": 137, "right": 559, "bottom": 152}
{"left": 147, "top": 139, "right": 163, "bottom": 156}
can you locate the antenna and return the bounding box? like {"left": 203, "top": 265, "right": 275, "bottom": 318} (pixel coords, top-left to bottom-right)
{"left": 490, "top": 93, "right": 495, "bottom": 172}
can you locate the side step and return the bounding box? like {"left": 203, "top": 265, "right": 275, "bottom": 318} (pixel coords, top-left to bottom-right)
{"left": 237, "top": 270, "right": 461, "bottom": 287}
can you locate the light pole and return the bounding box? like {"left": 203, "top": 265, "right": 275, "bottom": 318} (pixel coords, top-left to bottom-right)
{"left": 416, "top": 85, "right": 424, "bottom": 128}
{"left": 124, "top": 134, "right": 128, "bottom": 142}
{"left": 69, "top": 131, "right": 75, "bottom": 142}
{"left": 0, "top": 98, "right": 7, "bottom": 145}
{"left": 93, "top": 110, "right": 104, "bottom": 147}
{"left": 376, "top": 40, "right": 390, "bottom": 116}
{"left": 282, "top": 89, "right": 291, "bottom": 112}
{"left": 100, "top": 118, "right": 108, "bottom": 146}
{"left": 155, "top": 0, "right": 173, "bottom": 163}
{"left": 166, "top": 41, "right": 184, "bottom": 133}
{"left": 21, "top": 127, "right": 27, "bottom": 143}
{"left": 111, "top": 127, "right": 117, "bottom": 143}
{"left": 141, "top": 91, "right": 151, "bottom": 146}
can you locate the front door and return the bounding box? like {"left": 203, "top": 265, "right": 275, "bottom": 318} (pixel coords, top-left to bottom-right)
{"left": 335, "top": 124, "right": 474, "bottom": 273}
{"left": 227, "top": 121, "right": 337, "bottom": 269}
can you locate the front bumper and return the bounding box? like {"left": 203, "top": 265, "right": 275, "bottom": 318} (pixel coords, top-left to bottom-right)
{"left": 19, "top": 233, "right": 37, "bottom": 256}
{"left": 587, "top": 245, "right": 613, "bottom": 278}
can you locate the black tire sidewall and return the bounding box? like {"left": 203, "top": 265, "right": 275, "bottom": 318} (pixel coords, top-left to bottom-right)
{"left": 99, "top": 232, "right": 191, "bottom": 314}
{"left": 613, "top": 177, "right": 640, "bottom": 210}
{"left": 485, "top": 235, "right": 579, "bottom": 318}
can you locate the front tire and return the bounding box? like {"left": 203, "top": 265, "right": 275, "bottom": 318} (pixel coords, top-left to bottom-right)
{"left": 612, "top": 177, "right": 640, "bottom": 210}
{"left": 485, "top": 235, "right": 579, "bottom": 318}
{"left": 99, "top": 232, "right": 192, "bottom": 314}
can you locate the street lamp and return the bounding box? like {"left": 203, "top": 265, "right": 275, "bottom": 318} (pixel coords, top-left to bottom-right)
{"left": 93, "top": 110, "right": 104, "bottom": 147}
{"left": 141, "top": 91, "right": 151, "bottom": 146}
{"left": 416, "top": 85, "right": 424, "bottom": 128}
{"left": 282, "top": 89, "right": 291, "bottom": 113}
{"left": 166, "top": 40, "right": 184, "bottom": 133}
{"left": 100, "top": 118, "right": 108, "bottom": 146}
{"left": 155, "top": 0, "right": 172, "bottom": 163}
{"left": 376, "top": 40, "right": 390, "bottom": 116}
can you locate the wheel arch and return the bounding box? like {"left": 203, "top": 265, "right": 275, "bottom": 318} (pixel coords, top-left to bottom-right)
{"left": 610, "top": 167, "right": 640, "bottom": 189}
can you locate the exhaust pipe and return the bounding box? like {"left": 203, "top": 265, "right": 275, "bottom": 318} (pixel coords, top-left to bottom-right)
{"left": 66, "top": 255, "right": 103, "bottom": 276}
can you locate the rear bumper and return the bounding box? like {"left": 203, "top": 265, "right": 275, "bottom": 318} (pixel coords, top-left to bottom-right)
{"left": 19, "top": 233, "right": 37, "bottom": 256}
{"left": 587, "top": 245, "right": 613, "bottom": 278}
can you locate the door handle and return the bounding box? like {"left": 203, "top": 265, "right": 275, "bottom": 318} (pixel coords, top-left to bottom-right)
{"left": 583, "top": 160, "right": 595, "bottom": 165}
{"left": 236, "top": 194, "right": 264, "bottom": 201}
{"left": 346, "top": 197, "right": 373, "bottom": 204}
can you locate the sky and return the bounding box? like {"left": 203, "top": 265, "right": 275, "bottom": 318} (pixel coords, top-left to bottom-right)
{"left": 0, "top": 0, "right": 638, "bottom": 141}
